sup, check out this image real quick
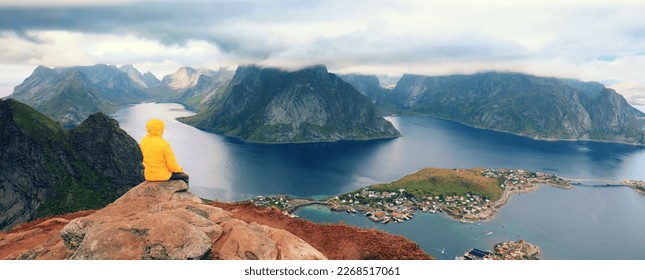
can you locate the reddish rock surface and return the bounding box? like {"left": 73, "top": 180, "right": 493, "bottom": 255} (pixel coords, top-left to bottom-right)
{"left": 210, "top": 201, "right": 433, "bottom": 260}
{"left": 0, "top": 211, "right": 94, "bottom": 260}
{"left": 1, "top": 181, "right": 432, "bottom": 260}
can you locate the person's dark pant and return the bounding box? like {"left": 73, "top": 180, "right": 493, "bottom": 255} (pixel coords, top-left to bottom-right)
{"left": 169, "top": 172, "right": 189, "bottom": 186}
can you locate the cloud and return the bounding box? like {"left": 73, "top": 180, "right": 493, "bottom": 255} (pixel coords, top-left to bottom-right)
{"left": 0, "top": 0, "right": 142, "bottom": 7}
{"left": 1, "top": 0, "right": 645, "bottom": 89}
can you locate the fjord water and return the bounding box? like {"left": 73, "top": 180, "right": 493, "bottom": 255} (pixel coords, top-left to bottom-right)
{"left": 112, "top": 103, "right": 645, "bottom": 259}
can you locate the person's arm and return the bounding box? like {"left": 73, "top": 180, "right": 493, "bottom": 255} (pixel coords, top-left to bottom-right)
{"left": 164, "top": 142, "right": 184, "bottom": 173}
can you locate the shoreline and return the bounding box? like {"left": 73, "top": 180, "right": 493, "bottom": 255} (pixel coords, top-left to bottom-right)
{"left": 454, "top": 179, "right": 571, "bottom": 222}
{"left": 244, "top": 169, "right": 645, "bottom": 225}
{"left": 385, "top": 114, "right": 645, "bottom": 147}
{"left": 623, "top": 180, "right": 645, "bottom": 196}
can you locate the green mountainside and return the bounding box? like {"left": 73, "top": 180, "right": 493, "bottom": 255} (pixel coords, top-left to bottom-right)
{"left": 6, "top": 64, "right": 164, "bottom": 127}
{"left": 0, "top": 99, "right": 143, "bottom": 230}
{"left": 179, "top": 65, "right": 401, "bottom": 143}
{"left": 341, "top": 72, "right": 645, "bottom": 145}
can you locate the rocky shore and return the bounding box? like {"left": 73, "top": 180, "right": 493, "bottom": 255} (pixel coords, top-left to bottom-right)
{"left": 623, "top": 180, "right": 645, "bottom": 195}
{"left": 493, "top": 240, "right": 541, "bottom": 260}
{"left": 458, "top": 240, "right": 540, "bottom": 260}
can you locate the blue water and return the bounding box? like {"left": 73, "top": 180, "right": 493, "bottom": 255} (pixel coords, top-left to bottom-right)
{"left": 295, "top": 185, "right": 645, "bottom": 260}
{"left": 112, "top": 103, "right": 645, "bottom": 259}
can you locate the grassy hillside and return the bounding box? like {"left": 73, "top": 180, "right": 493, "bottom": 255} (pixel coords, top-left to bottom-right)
{"left": 369, "top": 167, "right": 503, "bottom": 201}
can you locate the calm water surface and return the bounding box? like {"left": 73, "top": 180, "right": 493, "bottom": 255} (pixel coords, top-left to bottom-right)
{"left": 112, "top": 103, "right": 645, "bottom": 259}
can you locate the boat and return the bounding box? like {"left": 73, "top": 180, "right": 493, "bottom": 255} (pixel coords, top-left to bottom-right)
{"left": 429, "top": 209, "right": 437, "bottom": 214}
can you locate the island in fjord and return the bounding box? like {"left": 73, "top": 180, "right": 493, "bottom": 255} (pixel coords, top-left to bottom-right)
{"left": 326, "top": 167, "right": 571, "bottom": 223}
{"left": 251, "top": 167, "right": 572, "bottom": 224}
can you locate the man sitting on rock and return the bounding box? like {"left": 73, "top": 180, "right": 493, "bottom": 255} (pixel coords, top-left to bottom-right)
{"left": 140, "top": 118, "right": 189, "bottom": 186}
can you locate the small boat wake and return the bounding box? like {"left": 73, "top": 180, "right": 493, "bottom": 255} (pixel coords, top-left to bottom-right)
{"left": 430, "top": 247, "right": 447, "bottom": 255}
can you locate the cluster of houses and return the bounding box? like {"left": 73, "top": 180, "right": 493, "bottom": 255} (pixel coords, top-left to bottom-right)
{"left": 482, "top": 168, "right": 570, "bottom": 189}
{"left": 251, "top": 195, "right": 291, "bottom": 209}
{"left": 492, "top": 240, "right": 540, "bottom": 260}
{"left": 328, "top": 168, "right": 570, "bottom": 224}
{"left": 328, "top": 189, "right": 418, "bottom": 223}
{"left": 328, "top": 186, "right": 493, "bottom": 224}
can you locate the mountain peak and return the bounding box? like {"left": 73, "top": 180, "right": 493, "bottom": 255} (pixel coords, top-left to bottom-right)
{"left": 0, "top": 99, "right": 143, "bottom": 230}
{"left": 180, "top": 65, "right": 401, "bottom": 143}
{"left": 118, "top": 64, "right": 160, "bottom": 88}
{"left": 8, "top": 64, "right": 149, "bottom": 127}
{"left": 162, "top": 67, "right": 219, "bottom": 91}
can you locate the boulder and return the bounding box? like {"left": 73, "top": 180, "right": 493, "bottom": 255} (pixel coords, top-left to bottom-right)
{"left": 59, "top": 181, "right": 327, "bottom": 260}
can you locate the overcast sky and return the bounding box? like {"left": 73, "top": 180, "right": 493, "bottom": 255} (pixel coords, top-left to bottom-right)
{"left": 2, "top": 0, "right": 645, "bottom": 96}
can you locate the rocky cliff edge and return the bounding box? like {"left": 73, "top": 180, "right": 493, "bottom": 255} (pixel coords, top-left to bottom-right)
{"left": 0, "top": 181, "right": 326, "bottom": 260}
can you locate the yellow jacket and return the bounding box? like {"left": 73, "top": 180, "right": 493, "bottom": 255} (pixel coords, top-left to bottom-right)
{"left": 139, "top": 119, "right": 183, "bottom": 181}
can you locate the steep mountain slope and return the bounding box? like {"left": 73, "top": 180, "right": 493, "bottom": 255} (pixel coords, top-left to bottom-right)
{"left": 179, "top": 65, "right": 401, "bottom": 143}
{"left": 118, "top": 64, "right": 161, "bottom": 88}
{"left": 0, "top": 99, "right": 143, "bottom": 230}
{"left": 161, "top": 66, "right": 220, "bottom": 91}
{"left": 170, "top": 67, "right": 235, "bottom": 110}
{"left": 117, "top": 64, "right": 178, "bottom": 101}
{"left": 386, "top": 72, "right": 645, "bottom": 144}
{"left": 7, "top": 64, "right": 150, "bottom": 127}
{"left": 612, "top": 81, "right": 645, "bottom": 105}
{"left": 338, "top": 74, "right": 390, "bottom": 103}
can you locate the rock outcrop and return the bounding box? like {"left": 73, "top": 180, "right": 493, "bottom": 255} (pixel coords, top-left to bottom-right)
{"left": 0, "top": 99, "right": 143, "bottom": 230}
{"left": 338, "top": 74, "right": 391, "bottom": 104}
{"left": 0, "top": 181, "right": 327, "bottom": 260}
{"left": 57, "top": 181, "right": 326, "bottom": 260}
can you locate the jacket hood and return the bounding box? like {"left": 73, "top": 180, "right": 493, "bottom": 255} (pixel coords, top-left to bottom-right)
{"left": 146, "top": 119, "right": 165, "bottom": 137}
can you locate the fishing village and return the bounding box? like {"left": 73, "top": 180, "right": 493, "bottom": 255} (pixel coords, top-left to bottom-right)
{"left": 244, "top": 167, "right": 645, "bottom": 260}
{"left": 324, "top": 168, "right": 571, "bottom": 224}
{"left": 248, "top": 168, "right": 572, "bottom": 224}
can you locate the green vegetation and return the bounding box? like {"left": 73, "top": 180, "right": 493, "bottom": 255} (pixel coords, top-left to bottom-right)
{"left": 179, "top": 65, "right": 400, "bottom": 144}
{"left": 8, "top": 99, "right": 67, "bottom": 143}
{"left": 369, "top": 168, "right": 503, "bottom": 201}
{"left": 4, "top": 99, "right": 138, "bottom": 222}
{"left": 36, "top": 177, "right": 114, "bottom": 218}
{"left": 376, "top": 72, "right": 645, "bottom": 145}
